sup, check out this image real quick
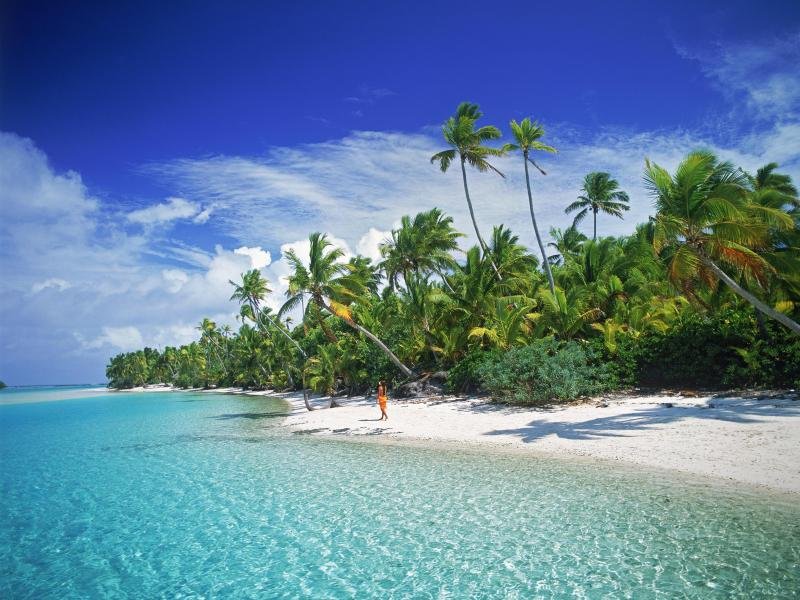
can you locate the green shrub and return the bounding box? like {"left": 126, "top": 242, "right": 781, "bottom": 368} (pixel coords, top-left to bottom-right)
{"left": 625, "top": 306, "right": 800, "bottom": 389}
{"left": 476, "top": 338, "right": 613, "bottom": 405}
{"left": 446, "top": 349, "right": 499, "bottom": 394}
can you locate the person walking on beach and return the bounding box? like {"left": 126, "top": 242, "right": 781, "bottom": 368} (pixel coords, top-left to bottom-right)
{"left": 377, "top": 380, "right": 388, "bottom": 421}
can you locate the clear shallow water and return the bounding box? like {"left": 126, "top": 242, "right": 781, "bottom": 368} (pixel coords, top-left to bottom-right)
{"left": 1, "top": 388, "right": 798, "bottom": 598}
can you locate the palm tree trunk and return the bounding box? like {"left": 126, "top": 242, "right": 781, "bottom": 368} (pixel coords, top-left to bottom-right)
{"left": 460, "top": 158, "right": 502, "bottom": 280}
{"left": 319, "top": 299, "right": 416, "bottom": 378}
{"left": 593, "top": 209, "right": 597, "bottom": 241}
{"left": 253, "top": 298, "right": 316, "bottom": 410}
{"left": 311, "top": 298, "right": 339, "bottom": 343}
{"left": 702, "top": 257, "right": 800, "bottom": 334}
{"left": 523, "top": 153, "right": 556, "bottom": 296}
{"left": 433, "top": 267, "right": 456, "bottom": 294}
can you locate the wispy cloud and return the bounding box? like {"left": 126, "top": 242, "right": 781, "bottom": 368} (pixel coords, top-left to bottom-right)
{"left": 127, "top": 196, "right": 201, "bottom": 225}
{"left": 343, "top": 85, "right": 396, "bottom": 104}
{"left": 673, "top": 31, "right": 800, "bottom": 121}
{"left": 2, "top": 28, "right": 798, "bottom": 383}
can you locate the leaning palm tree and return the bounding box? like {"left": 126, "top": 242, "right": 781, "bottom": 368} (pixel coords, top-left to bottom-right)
{"left": 566, "top": 172, "right": 630, "bottom": 240}
{"left": 645, "top": 150, "right": 800, "bottom": 334}
{"left": 431, "top": 102, "right": 507, "bottom": 278}
{"left": 230, "top": 269, "right": 314, "bottom": 409}
{"left": 507, "top": 118, "right": 558, "bottom": 295}
{"left": 281, "top": 232, "right": 416, "bottom": 378}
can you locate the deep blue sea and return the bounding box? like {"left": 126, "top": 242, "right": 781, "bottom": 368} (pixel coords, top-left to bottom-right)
{"left": 1, "top": 386, "right": 798, "bottom": 598}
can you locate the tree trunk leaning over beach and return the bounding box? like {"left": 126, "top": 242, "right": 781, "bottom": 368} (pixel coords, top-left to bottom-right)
{"left": 320, "top": 298, "right": 416, "bottom": 379}
{"left": 701, "top": 257, "right": 800, "bottom": 334}
{"left": 281, "top": 233, "right": 419, "bottom": 382}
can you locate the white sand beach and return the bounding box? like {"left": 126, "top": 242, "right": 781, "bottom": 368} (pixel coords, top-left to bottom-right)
{"left": 274, "top": 390, "right": 800, "bottom": 494}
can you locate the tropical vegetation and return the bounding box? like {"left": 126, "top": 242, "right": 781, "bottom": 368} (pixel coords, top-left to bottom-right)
{"left": 107, "top": 104, "right": 800, "bottom": 403}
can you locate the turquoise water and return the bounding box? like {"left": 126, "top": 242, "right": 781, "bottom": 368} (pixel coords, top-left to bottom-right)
{"left": 1, "top": 387, "right": 798, "bottom": 598}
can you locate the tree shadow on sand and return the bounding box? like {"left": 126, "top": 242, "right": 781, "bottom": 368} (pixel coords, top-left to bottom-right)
{"left": 483, "top": 396, "right": 800, "bottom": 443}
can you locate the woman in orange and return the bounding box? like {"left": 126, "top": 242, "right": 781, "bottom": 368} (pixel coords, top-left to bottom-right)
{"left": 377, "top": 380, "right": 388, "bottom": 421}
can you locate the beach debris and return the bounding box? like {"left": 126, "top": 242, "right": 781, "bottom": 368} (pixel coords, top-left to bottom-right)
{"left": 394, "top": 371, "right": 448, "bottom": 399}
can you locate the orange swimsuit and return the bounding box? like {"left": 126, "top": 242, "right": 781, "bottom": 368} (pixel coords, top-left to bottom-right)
{"left": 378, "top": 387, "right": 387, "bottom": 409}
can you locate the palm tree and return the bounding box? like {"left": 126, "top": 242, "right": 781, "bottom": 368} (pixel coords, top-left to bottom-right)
{"left": 230, "top": 269, "right": 314, "bottom": 409}
{"left": 282, "top": 232, "right": 416, "bottom": 378}
{"left": 547, "top": 226, "right": 587, "bottom": 265}
{"left": 751, "top": 162, "right": 799, "bottom": 197}
{"left": 508, "top": 118, "right": 558, "bottom": 295}
{"left": 645, "top": 150, "right": 800, "bottom": 334}
{"left": 431, "top": 102, "right": 507, "bottom": 278}
{"left": 566, "top": 172, "right": 630, "bottom": 240}
{"left": 380, "top": 208, "right": 462, "bottom": 291}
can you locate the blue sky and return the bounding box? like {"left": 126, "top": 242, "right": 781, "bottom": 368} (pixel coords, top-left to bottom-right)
{"left": 1, "top": 1, "right": 799, "bottom": 384}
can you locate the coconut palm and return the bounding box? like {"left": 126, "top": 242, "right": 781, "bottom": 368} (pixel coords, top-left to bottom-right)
{"left": 230, "top": 269, "right": 314, "bottom": 409}
{"left": 380, "top": 208, "right": 462, "bottom": 291}
{"left": 566, "top": 172, "right": 630, "bottom": 240}
{"left": 430, "top": 102, "right": 507, "bottom": 278}
{"left": 751, "top": 162, "right": 799, "bottom": 197}
{"left": 547, "top": 226, "right": 587, "bottom": 265}
{"left": 282, "top": 232, "right": 416, "bottom": 378}
{"left": 507, "top": 118, "right": 558, "bottom": 294}
{"left": 645, "top": 150, "right": 800, "bottom": 334}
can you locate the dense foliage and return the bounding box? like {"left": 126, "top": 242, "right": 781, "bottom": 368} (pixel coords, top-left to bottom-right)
{"left": 476, "top": 339, "right": 613, "bottom": 404}
{"left": 107, "top": 105, "right": 800, "bottom": 402}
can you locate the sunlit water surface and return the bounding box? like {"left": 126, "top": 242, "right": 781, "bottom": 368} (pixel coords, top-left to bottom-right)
{"left": 1, "top": 387, "right": 798, "bottom": 598}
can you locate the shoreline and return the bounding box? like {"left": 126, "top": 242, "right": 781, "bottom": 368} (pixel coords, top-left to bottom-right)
{"left": 19, "top": 384, "right": 800, "bottom": 495}
{"left": 273, "top": 388, "right": 800, "bottom": 495}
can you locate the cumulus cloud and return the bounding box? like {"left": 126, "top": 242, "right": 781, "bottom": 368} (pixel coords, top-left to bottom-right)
{"left": 356, "top": 228, "right": 390, "bottom": 263}
{"left": 233, "top": 246, "right": 271, "bottom": 269}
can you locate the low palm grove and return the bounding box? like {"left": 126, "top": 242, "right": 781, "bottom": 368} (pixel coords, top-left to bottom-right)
{"left": 106, "top": 103, "right": 800, "bottom": 402}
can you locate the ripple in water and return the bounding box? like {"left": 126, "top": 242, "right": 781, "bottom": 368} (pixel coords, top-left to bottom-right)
{"left": 1, "top": 389, "right": 798, "bottom": 598}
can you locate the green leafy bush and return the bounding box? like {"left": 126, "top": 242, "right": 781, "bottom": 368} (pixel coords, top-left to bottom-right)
{"left": 624, "top": 306, "right": 800, "bottom": 389}
{"left": 476, "top": 338, "right": 613, "bottom": 405}
{"left": 446, "top": 349, "right": 499, "bottom": 394}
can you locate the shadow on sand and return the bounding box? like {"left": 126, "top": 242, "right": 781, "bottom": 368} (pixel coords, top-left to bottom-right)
{"left": 483, "top": 396, "right": 800, "bottom": 443}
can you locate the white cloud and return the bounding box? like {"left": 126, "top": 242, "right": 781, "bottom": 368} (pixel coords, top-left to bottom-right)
{"left": 146, "top": 122, "right": 800, "bottom": 258}
{"left": 3, "top": 32, "right": 800, "bottom": 387}
{"left": 356, "top": 227, "right": 390, "bottom": 263}
{"left": 233, "top": 246, "right": 271, "bottom": 269}
{"left": 674, "top": 32, "right": 800, "bottom": 120}
{"left": 31, "top": 278, "right": 72, "bottom": 294}
{"left": 162, "top": 269, "right": 189, "bottom": 293}
{"left": 80, "top": 326, "right": 144, "bottom": 351}
{"left": 127, "top": 196, "right": 199, "bottom": 225}
{"left": 193, "top": 206, "right": 214, "bottom": 224}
